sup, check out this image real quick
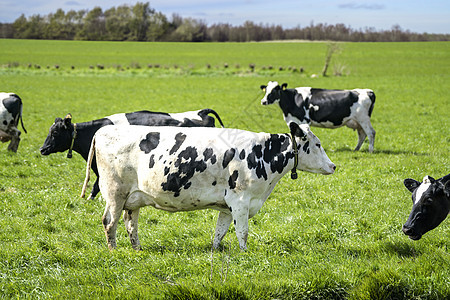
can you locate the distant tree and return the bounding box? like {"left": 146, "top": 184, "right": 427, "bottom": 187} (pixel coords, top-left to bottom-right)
{"left": 129, "top": 2, "right": 154, "bottom": 41}
{"left": 171, "top": 18, "right": 207, "bottom": 42}
{"left": 0, "top": 23, "right": 14, "bottom": 38}
{"left": 105, "top": 5, "right": 132, "bottom": 40}
{"left": 146, "top": 12, "right": 170, "bottom": 41}
{"left": 76, "top": 7, "right": 105, "bottom": 40}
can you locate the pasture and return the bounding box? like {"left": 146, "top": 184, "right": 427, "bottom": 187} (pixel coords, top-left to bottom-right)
{"left": 0, "top": 39, "right": 449, "bottom": 299}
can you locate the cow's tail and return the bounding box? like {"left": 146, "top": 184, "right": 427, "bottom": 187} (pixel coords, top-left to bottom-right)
{"left": 81, "top": 136, "right": 96, "bottom": 198}
{"left": 14, "top": 94, "right": 27, "bottom": 134}
{"left": 367, "top": 90, "right": 376, "bottom": 117}
{"left": 200, "top": 108, "right": 225, "bottom": 128}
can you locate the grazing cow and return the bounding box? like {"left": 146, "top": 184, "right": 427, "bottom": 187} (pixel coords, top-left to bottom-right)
{"left": 81, "top": 123, "right": 336, "bottom": 250}
{"left": 0, "top": 93, "right": 27, "bottom": 152}
{"left": 260, "top": 81, "right": 376, "bottom": 152}
{"left": 403, "top": 174, "right": 450, "bottom": 240}
{"left": 40, "top": 109, "right": 225, "bottom": 200}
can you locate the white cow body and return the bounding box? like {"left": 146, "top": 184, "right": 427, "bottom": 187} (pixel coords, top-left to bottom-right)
{"left": 82, "top": 124, "right": 335, "bottom": 250}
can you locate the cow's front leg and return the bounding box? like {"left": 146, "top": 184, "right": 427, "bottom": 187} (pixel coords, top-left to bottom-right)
{"left": 7, "top": 130, "right": 20, "bottom": 152}
{"left": 213, "top": 211, "right": 233, "bottom": 249}
{"left": 102, "top": 203, "right": 124, "bottom": 250}
{"left": 123, "top": 208, "right": 142, "bottom": 251}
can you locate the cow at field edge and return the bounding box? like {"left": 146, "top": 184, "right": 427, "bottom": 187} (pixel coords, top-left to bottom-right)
{"left": 260, "top": 81, "right": 376, "bottom": 152}
{"left": 0, "top": 93, "right": 27, "bottom": 152}
{"left": 403, "top": 174, "right": 450, "bottom": 240}
{"left": 81, "top": 123, "right": 336, "bottom": 250}
{"left": 40, "top": 109, "right": 225, "bottom": 200}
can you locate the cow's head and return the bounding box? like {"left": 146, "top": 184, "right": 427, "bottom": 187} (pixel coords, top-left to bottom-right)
{"left": 260, "top": 81, "right": 288, "bottom": 105}
{"left": 40, "top": 114, "right": 74, "bottom": 155}
{"left": 402, "top": 175, "right": 450, "bottom": 240}
{"left": 290, "top": 122, "right": 335, "bottom": 175}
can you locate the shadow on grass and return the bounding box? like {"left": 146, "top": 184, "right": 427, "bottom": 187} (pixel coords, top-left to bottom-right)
{"left": 331, "top": 147, "right": 429, "bottom": 156}
{"left": 381, "top": 240, "right": 420, "bottom": 258}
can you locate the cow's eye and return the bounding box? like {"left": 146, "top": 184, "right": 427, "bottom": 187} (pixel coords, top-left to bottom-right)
{"left": 424, "top": 198, "right": 433, "bottom": 205}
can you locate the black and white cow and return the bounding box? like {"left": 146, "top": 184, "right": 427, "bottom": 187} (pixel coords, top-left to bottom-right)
{"left": 403, "top": 174, "right": 450, "bottom": 240}
{"left": 260, "top": 81, "right": 376, "bottom": 152}
{"left": 81, "top": 123, "right": 336, "bottom": 250}
{"left": 40, "top": 109, "right": 225, "bottom": 200}
{"left": 0, "top": 93, "right": 27, "bottom": 152}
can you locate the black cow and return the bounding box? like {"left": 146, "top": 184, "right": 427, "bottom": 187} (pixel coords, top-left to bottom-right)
{"left": 403, "top": 174, "right": 450, "bottom": 240}
{"left": 40, "top": 109, "right": 225, "bottom": 200}
{"left": 0, "top": 93, "right": 27, "bottom": 152}
{"left": 260, "top": 81, "right": 376, "bottom": 152}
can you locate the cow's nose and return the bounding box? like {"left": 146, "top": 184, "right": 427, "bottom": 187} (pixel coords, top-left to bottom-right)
{"left": 261, "top": 100, "right": 268, "bottom": 105}
{"left": 402, "top": 225, "right": 413, "bottom": 235}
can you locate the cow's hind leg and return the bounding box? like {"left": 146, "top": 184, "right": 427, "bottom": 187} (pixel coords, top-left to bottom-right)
{"left": 354, "top": 126, "right": 366, "bottom": 151}
{"left": 213, "top": 211, "right": 233, "bottom": 249}
{"left": 124, "top": 208, "right": 142, "bottom": 251}
{"left": 89, "top": 178, "right": 101, "bottom": 200}
{"left": 102, "top": 202, "right": 124, "bottom": 250}
{"left": 231, "top": 202, "right": 250, "bottom": 251}
{"left": 359, "top": 120, "right": 376, "bottom": 152}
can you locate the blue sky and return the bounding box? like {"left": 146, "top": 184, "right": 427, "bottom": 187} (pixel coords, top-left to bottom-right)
{"left": 1, "top": 0, "right": 449, "bottom": 34}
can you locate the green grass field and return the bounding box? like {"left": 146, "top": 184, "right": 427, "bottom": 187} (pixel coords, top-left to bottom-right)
{"left": 0, "top": 39, "right": 449, "bottom": 299}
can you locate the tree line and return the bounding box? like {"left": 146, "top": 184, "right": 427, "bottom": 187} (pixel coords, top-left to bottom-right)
{"left": 1, "top": 2, "right": 448, "bottom": 42}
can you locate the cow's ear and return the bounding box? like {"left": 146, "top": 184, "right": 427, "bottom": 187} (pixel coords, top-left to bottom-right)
{"left": 64, "top": 113, "right": 72, "bottom": 126}
{"left": 443, "top": 181, "right": 450, "bottom": 198}
{"left": 260, "top": 85, "right": 267, "bottom": 91}
{"left": 54, "top": 117, "right": 62, "bottom": 123}
{"left": 404, "top": 178, "right": 420, "bottom": 193}
{"left": 289, "top": 122, "right": 306, "bottom": 138}
{"left": 281, "top": 83, "right": 288, "bottom": 90}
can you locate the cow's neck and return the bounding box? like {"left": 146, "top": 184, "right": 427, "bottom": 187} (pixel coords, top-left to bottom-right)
{"left": 71, "top": 119, "right": 109, "bottom": 160}
{"left": 279, "top": 89, "right": 305, "bottom": 120}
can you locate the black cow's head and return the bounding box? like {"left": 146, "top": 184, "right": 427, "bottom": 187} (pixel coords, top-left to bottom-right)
{"left": 402, "top": 175, "right": 450, "bottom": 240}
{"left": 260, "top": 81, "right": 287, "bottom": 105}
{"left": 40, "top": 114, "right": 74, "bottom": 155}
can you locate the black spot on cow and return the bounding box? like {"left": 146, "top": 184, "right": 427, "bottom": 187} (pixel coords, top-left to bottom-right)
{"left": 169, "top": 132, "right": 187, "bottom": 155}
{"left": 302, "top": 141, "right": 310, "bottom": 154}
{"left": 229, "top": 206, "right": 232, "bottom": 212}
{"left": 161, "top": 146, "right": 207, "bottom": 197}
{"left": 159, "top": 155, "right": 163, "bottom": 160}
{"left": 149, "top": 154, "right": 156, "bottom": 168}
{"left": 203, "top": 148, "right": 217, "bottom": 164}
{"left": 139, "top": 132, "right": 160, "bottom": 154}
{"left": 2, "top": 120, "right": 6, "bottom": 125}
{"left": 308, "top": 89, "right": 359, "bottom": 126}
{"left": 247, "top": 144, "right": 267, "bottom": 180}
{"left": 239, "top": 149, "right": 246, "bottom": 160}
{"left": 212, "top": 181, "right": 217, "bottom": 186}
{"left": 184, "top": 182, "right": 192, "bottom": 190}
{"left": 164, "top": 166, "right": 170, "bottom": 176}
{"left": 263, "top": 134, "right": 294, "bottom": 174}
{"left": 228, "top": 170, "right": 239, "bottom": 189}
{"left": 222, "top": 148, "right": 236, "bottom": 168}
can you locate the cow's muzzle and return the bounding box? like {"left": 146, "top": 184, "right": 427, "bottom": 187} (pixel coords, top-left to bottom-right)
{"left": 402, "top": 225, "right": 422, "bottom": 240}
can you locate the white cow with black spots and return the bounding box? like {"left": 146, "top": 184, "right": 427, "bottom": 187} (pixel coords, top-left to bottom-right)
{"left": 0, "top": 93, "right": 27, "bottom": 152}
{"left": 260, "top": 81, "right": 376, "bottom": 152}
{"left": 82, "top": 123, "right": 336, "bottom": 251}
